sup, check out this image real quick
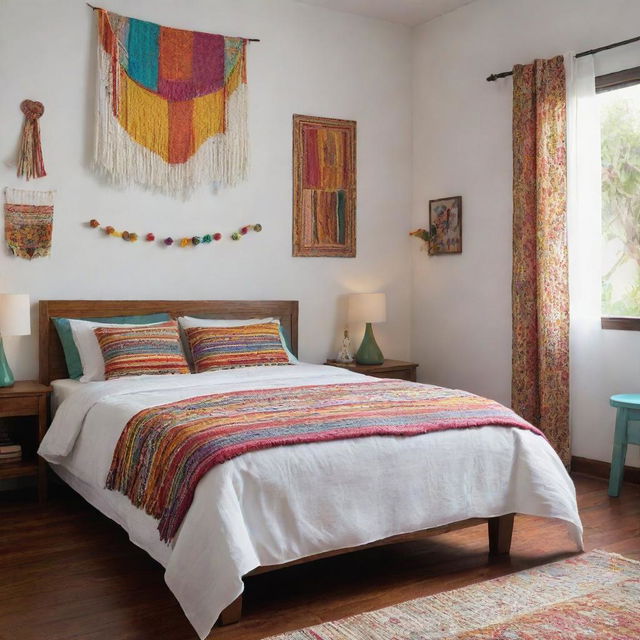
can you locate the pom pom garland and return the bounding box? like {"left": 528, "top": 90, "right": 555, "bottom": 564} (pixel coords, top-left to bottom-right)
{"left": 88, "top": 222, "right": 263, "bottom": 248}
{"left": 230, "top": 224, "right": 263, "bottom": 240}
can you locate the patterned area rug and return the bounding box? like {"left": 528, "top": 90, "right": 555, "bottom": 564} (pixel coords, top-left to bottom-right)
{"left": 265, "top": 550, "right": 640, "bottom": 639}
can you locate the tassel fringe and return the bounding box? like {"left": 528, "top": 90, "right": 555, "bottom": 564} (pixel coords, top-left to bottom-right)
{"left": 17, "top": 100, "right": 46, "bottom": 180}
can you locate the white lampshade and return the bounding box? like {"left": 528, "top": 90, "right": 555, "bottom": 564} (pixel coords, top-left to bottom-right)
{"left": 0, "top": 294, "right": 31, "bottom": 336}
{"left": 348, "top": 293, "right": 387, "bottom": 324}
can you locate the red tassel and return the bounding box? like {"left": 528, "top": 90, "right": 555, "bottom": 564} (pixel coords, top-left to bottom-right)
{"left": 17, "top": 100, "right": 46, "bottom": 180}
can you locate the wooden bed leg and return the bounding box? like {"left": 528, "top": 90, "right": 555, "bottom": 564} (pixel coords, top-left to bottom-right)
{"left": 218, "top": 595, "right": 243, "bottom": 626}
{"left": 488, "top": 513, "right": 514, "bottom": 556}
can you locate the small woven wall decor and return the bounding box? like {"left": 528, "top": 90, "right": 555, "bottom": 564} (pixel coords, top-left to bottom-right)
{"left": 17, "top": 100, "right": 46, "bottom": 180}
{"left": 4, "top": 188, "right": 54, "bottom": 259}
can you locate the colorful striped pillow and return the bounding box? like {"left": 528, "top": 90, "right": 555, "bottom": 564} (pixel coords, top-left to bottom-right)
{"left": 94, "top": 321, "right": 190, "bottom": 380}
{"left": 185, "top": 322, "right": 291, "bottom": 372}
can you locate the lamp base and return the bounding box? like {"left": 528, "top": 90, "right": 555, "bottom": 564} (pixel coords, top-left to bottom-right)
{"left": 356, "top": 323, "right": 384, "bottom": 365}
{"left": 0, "top": 339, "right": 15, "bottom": 388}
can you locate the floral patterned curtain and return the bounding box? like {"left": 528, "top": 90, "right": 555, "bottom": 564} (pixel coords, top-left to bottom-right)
{"left": 512, "top": 55, "right": 570, "bottom": 465}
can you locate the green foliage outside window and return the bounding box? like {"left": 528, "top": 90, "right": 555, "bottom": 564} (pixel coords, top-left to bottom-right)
{"left": 600, "top": 83, "right": 640, "bottom": 317}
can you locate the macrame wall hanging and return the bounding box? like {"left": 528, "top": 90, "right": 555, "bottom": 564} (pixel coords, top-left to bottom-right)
{"left": 94, "top": 8, "right": 253, "bottom": 197}
{"left": 17, "top": 100, "right": 46, "bottom": 180}
{"left": 4, "top": 188, "right": 54, "bottom": 259}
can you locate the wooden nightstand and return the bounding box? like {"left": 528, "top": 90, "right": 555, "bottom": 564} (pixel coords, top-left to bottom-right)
{"left": 325, "top": 359, "right": 418, "bottom": 382}
{"left": 0, "top": 381, "right": 51, "bottom": 502}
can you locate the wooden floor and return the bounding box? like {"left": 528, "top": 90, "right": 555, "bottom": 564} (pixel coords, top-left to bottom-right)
{"left": 0, "top": 474, "right": 638, "bottom": 640}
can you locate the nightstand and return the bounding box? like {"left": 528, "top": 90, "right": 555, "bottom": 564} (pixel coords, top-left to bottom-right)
{"left": 0, "top": 381, "right": 51, "bottom": 502}
{"left": 325, "top": 359, "right": 418, "bottom": 382}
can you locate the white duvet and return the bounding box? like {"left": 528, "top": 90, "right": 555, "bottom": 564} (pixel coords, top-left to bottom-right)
{"left": 39, "top": 364, "right": 583, "bottom": 639}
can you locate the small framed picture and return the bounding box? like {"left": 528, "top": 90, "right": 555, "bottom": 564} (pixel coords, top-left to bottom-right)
{"left": 428, "top": 196, "right": 462, "bottom": 255}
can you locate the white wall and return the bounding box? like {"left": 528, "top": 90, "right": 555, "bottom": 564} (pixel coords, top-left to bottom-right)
{"left": 0, "top": 0, "right": 413, "bottom": 379}
{"left": 412, "top": 0, "right": 640, "bottom": 467}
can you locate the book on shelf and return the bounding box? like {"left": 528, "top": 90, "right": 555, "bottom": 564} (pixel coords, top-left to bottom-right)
{"left": 0, "top": 444, "right": 22, "bottom": 455}
{"left": 0, "top": 443, "right": 22, "bottom": 463}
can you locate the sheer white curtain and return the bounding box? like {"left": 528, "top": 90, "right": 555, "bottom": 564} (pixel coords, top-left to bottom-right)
{"left": 566, "top": 54, "right": 605, "bottom": 455}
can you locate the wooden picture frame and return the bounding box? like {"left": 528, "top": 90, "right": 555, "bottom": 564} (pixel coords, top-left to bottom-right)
{"left": 293, "top": 114, "right": 356, "bottom": 257}
{"left": 428, "top": 196, "right": 462, "bottom": 255}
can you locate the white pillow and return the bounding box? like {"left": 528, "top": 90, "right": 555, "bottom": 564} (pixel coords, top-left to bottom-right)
{"left": 178, "top": 316, "right": 298, "bottom": 363}
{"left": 178, "top": 316, "right": 277, "bottom": 329}
{"left": 69, "top": 318, "right": 167, "bottom": 382}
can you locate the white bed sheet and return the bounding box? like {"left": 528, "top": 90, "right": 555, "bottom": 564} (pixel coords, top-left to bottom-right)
{"left": 50, "top": 378, "right": 83, "bottom": 415}
{"left": 39, "top": 364, "right": 583, "bottom": 639}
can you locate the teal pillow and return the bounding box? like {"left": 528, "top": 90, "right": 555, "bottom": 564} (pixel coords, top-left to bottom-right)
{"left": 279, "top": 326, "right": 297, "bottom": 360}
{"left": 52, "top": 313, "right": 171, "bottom": 379}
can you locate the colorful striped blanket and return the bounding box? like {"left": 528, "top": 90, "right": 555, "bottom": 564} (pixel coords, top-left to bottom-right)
{"left": 106, "top": 380, "right": 542, "bottom": 543}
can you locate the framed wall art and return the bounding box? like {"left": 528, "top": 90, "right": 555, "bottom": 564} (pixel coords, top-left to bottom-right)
{"left": 293, "top": 114, "right": 356, "bottom": 257}
{"left": 428, "top": 196, "right": 462, "bottom": 255}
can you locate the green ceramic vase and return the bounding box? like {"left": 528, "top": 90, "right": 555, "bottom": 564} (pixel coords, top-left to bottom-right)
{"left": 356, "top": 323, "right": 384, "bottom": 365}
{"left": 0, "top": 339, "right": 15, "bottom": 387}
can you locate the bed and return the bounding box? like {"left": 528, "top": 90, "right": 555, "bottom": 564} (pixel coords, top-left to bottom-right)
{"left": 37, "top": 299, "right": 583, "bottom": 640}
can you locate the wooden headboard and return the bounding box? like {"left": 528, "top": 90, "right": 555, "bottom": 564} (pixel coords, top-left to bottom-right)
{"left": 39, "top": 300, "right": 299, "bottom": 385}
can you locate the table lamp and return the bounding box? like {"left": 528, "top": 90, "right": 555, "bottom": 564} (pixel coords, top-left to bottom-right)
{"left": 348, "top": 293, "right": 386, "bottom": 365}
{"left": 0, "top": 294, "right": 31, "bottom": 387}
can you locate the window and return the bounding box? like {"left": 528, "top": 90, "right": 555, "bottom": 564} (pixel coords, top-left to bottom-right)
{"left": 597, "top": 66, "right": 640, "bottom": 330}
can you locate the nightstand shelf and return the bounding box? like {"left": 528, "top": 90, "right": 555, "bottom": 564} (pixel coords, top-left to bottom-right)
{"left": 325, "top": 359, "right": 418, "bottom": 382}
{"left": 0, "top": 458, "right": 38, "bottom": 480}
{"left": 0, "top": 381, "right": 51, "bottom": 501}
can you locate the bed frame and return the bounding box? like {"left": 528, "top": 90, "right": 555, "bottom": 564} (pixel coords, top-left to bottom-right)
{"left": 38, "top": 299, "right": 514, "bottom": 626}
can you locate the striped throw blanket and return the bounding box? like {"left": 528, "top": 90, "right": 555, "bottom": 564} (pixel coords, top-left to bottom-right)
{"left": 106, "top": 381, "right": 542, "bottom": 543}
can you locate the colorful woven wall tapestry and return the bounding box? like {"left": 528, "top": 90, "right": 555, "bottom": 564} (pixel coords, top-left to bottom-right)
{"left": 4, "top": 188, "right": 54, "bottom": 259}
{"left": 293, "top": 115, "right": 356, "bottom": 257}
{"left": 94, "top": 9, "right": 250, "bottom": 197}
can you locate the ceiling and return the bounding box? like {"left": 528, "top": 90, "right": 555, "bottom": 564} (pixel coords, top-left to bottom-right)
{"left": 296, "top": 0, "right": 477, "bottom": 26}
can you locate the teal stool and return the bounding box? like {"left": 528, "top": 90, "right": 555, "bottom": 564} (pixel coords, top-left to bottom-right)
{"left": 608, "top": 394, "right": 640, "bottom": 497}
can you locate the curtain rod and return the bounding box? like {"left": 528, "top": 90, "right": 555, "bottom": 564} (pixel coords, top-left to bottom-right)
{"left": 486, "top": 34, "right": 640, "bottom": 82}
{"left": 85, "top": 3, "right": 261, "bottom": 41}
